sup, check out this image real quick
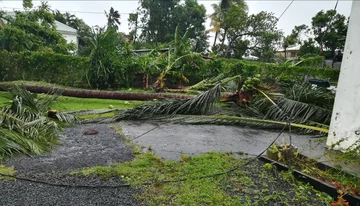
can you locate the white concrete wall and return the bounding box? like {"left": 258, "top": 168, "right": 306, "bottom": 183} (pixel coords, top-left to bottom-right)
{"left": 327, "top": 0, "right": 360, "bottom": 151}
{"left": 60, "top": 32, "right": 78, "bottom": 50}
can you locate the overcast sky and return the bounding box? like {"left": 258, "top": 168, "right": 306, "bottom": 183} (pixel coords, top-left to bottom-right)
{"left": 0, "top": 0, "right": 353, "bottom": 37}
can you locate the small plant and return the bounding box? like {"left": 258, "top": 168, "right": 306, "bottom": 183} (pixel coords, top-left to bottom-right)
{"left": 0, "top": 165, "right": 15, "bottom": 181}
{"left": 263, "top": 163, "right": 274, "bottom": 171}
{"left": 266, "top": 138, "right": 298, "bottom": 164}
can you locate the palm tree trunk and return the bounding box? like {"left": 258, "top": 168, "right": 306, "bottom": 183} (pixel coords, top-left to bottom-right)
{"left": 142, "top": 73, "right": 147, "bottom": 88}
{"left": 0, "top": 83, "right": 192, "bottom": 100}
{"left": 221, "top": 28, "right": 228, "bottom": 48}
{"left": 213, "top": 32, "right": 218, "bottom": 48}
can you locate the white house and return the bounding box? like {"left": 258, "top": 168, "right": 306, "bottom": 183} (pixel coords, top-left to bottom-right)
{"left": 3, "top": 11, "right": 78, "bottom": 51}
{"left": 54, "top": 20, "right": 78, "bottom": 51}
{"left": 276, "top": 45, "right": 301, "bottom": 59}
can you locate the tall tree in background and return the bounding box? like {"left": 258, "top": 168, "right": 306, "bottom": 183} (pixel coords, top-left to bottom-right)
{"left": 22, "top": 0, "right": 33, "bottom": 9}
{"left": 209, "top": 0, "right": 248, "bottom": 50}
{"left": 128, "top": 12, "right": 138, "bottom": 44}
{"left": 172, "top": 0, "right": 208, "bottom": 53}
{"left": 311, "top": 9, "right": 347, "bottom": 57}
{"left": 221, "top": 11, "right": 282, "bottom": 61}
{"left": 134, "top": 0, "right": 207, "bottom": 52}
{"left": 0, "top": 2, "right": 74, "bottom": 53}
{"left": 105, "top": 7, "right": 121, "bottom": 31}
{"left": 138, "top": 0, "right": 179, "bottom": 44}
{"left": 298, "top": 38, "right": 320, "bottom": 56}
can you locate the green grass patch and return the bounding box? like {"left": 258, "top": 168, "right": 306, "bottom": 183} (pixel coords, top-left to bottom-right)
{"left": 72, "top": 151, "right": 332, "bottom": 205}
{"left": 0, "top": 165, "right": 15, "bottom": 181}
{"left": 0, "top": 92, "right": 12, "bottom": 107}
{"left": 0, "top": 91, "right": 144, "bottom": 111}
{"left": 50, "top": 96, "right": 143, "bottom": 111}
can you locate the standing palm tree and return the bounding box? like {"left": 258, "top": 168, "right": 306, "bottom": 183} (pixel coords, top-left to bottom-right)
{"left": 105, "top": 7, "right": 121, "bottom": 31}
{"left": 64, "top": 12, "right": 78, "bottom": 29}
{"left": 209, "top": 4, "right": 222, "bottom": 48}
{"left": 209, "top": 0, "right": 247, "bottom": 50}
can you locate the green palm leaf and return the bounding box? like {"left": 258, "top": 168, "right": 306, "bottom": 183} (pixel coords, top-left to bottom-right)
{"left": 114, "top": 84, "right": 222, "bottom": 120}
{"left": 0, "top": 85, "right": 76, "bottom": 160}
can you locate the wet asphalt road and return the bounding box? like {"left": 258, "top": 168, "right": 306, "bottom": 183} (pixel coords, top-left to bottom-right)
{"left": 0, "top": 124, "right": 138, "bottom": 206}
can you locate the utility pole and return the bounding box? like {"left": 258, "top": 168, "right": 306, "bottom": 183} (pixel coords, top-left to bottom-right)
{"left": 327, "top": 0, "right": 360, "bottom": 151}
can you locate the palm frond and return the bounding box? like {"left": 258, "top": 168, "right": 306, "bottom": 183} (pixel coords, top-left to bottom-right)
{"left": 8, "top": 84, "right": 58, "bottom": 113}
{"left": 265, "top": 97, "right": 332, "bottom": 125}
{"left": 0, "top": 85, "right": 77, "bottom": 160}
{"left": 114, "top": 84, "right": 222, "bottom": 121}
{"left": 157, "top": 115, "right": 329, "bottom": 134}
{"left": 55, "top": 112, "right": 79, "bottom": 124}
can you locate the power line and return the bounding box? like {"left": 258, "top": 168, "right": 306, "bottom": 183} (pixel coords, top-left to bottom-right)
{"left": 0, "top": 7, "right": 132, "bottom": 15}
{"left": 319, "top": 0, "right": 340, "bottom": 52}
{"left": 277, "top": 0, "right": 295, "bottom": 21}
{"left": 0, "top": 124, "right": 290, "bottom": 189}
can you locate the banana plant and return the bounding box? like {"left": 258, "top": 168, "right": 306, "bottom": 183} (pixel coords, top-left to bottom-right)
{"left": 153, "top": 50, "right": 201, "bottom": 92}
{"left": 137, "top": 49, "right": 161, "bottom": 88}
{"left": 153, "top": 25, "right": 202, "bottom": 91}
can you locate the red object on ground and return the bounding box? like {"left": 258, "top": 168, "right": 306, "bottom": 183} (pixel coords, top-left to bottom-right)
{"left": 83, "top": 129, "right": 99, "bottom": 135}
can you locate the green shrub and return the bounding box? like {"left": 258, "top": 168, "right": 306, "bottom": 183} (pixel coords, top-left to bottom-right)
{"left": 0, "top": 50, "right": 89, "bottom": 86}
{"left": 202, "top": 58, "right": 339, "bottom": 82}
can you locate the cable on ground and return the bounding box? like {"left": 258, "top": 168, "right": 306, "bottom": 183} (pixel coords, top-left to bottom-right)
{"left": 0, "top": 124, "right": 288, "bottom": 189}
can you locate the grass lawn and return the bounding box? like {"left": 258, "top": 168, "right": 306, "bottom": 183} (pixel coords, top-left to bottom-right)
{"left": 0, "top": 91, "right": 144, "bottom": 111}
{"left": 50, "top": 96, "right": 143, "bottom": 111}
{"left": 73, "top": 151, "right": 333, "bottom": 206}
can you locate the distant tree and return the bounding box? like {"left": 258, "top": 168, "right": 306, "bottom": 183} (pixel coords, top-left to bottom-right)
{"left": 128, "top": 12, "right": 138, "bottom": 44}
{"left": 87, "top": 27, "right": 136, "bottom": 89}
{"left": 134, "top": 0, "right": 207, "bottom": 52}
{"left": 137, "top": 0, "right": 179, "bottom": 44}
{"left": 209, "top": 0, "right": 248, "bottom": 49}
{"left": 311, "top": 9, "right": 347, "bottom": 56}
{"left": 105, "top": 7, "right": 121, "bottom": 31}
{"left": 0, "top": 2, "right": 74, "bottom": 53}
{"left": 172, "top": 0, "right": 208, "bottom": 52}
{"left": 298, "top": 38, "right": 320, "bottom": 57}
{"left": 222, "top": 11, "right": 282, "bottom": 61}
{"left": 53, "top": 10, "right": 66, "bottom": 23}
{"left": 22, "top": 0, "right": 33, "bottom": 9}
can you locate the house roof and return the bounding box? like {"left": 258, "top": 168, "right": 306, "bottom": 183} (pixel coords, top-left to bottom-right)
{"left": 277, "top": 45, "right": 301, "bottom": 52}
{"left": 4, "top": 11, "right": 77, "bottom": 34}
{"left": 54, "top": 21, "right": 77, "bottom": 34}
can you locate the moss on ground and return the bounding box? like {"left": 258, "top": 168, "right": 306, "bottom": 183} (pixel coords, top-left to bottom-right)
{"left": 0, "top": 165, "right": 15, "bottom": 181}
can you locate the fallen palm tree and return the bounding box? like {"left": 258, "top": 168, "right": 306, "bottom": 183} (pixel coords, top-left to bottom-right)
{"left": 112, "top": 77, "right": 333, "bottom": 134}
{"left": 0, "top": 83, "right": 193, "bottom": 101}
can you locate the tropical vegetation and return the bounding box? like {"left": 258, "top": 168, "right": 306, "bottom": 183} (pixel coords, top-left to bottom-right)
{"left": 0, "top": 0, "right": 350, "bottom": 165}
{"left": 0, "top": 85, "right": 77, "bottom": 160}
